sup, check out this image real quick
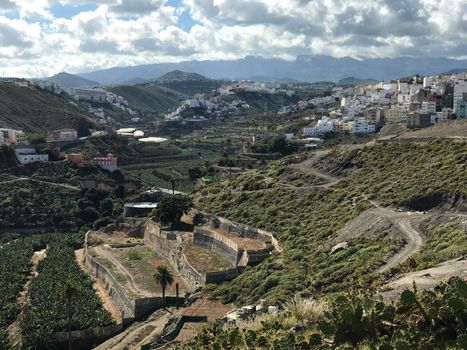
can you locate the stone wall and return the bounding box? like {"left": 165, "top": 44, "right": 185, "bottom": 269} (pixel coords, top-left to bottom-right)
{"left": 85, "top": 250, "right": 135, "bottom": 320}
{"left": 144, "top": 220, "right": 203, "bottom": 289}
{"left": 143, "top": 220, "right": 242, "bottom": 287}
{"left": 52, "top": 324, "right": 123, "bottom": 350}
{"left": 193, "top": 227, "right": 242, "bottom": 266}
{"left": 194, "top": 210, "right": 282, "bottom": 253}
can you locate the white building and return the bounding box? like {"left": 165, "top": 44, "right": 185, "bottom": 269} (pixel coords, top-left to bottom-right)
{"left": 352, "top": 118, "right": 376, "bottom": 134}
{"left": 48, "top": 129, "right": 78, "bottom": 142}
{"left": 14, "top": 147, "right": 49, "bottom": 165}
{"left": 423, "top": 76, "right": 433, "bottom": 88}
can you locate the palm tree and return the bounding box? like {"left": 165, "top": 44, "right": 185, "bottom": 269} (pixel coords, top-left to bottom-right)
{"left": 154, "top": 265, "right": 174, "bottom": 307}
{"left": 59, "top": 279, "right": 82, "bottom": 350}
{"left": 170, "top": 178, "right": 176, "bottom": 195}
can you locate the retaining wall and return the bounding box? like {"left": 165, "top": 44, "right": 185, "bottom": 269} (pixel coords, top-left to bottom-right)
{"left": 85, "top": 250, "right": 135, "bottom": 320}
{"left": 143, "top": 221, "right": 241, "bottom": 287}
{"left": 52, "top": 324, "right": 123, "bottom": 350}
{"left": 193, "top": 227, "right": 242, "bottom": 265}
{"left": 194, "top": 210, "right": 282, "bottom": 253}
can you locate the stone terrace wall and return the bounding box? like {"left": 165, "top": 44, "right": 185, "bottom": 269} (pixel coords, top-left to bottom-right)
{"left": 194, "top": 210, "right": 282, "bottom": 253}
{"left": 85, "top": 231, "right": 170, "bottom": 321}
{"left": 85, "top": 250, "right": 135, "bottom": 320}
{"left": 144, "top": 220, "right": 242, "bottom": 287}
{"left": 205, "top": 268, "right": 240, "bottom": 284}
{"left": 193, "top": 227, "right": 242, "bottom": 266}
{"left": 144, "top": 220, "right": 205, "bottom": 289}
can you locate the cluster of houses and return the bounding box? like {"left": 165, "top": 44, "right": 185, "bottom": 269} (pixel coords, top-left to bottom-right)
{"left": 0, "top": 126, "right": 118, "bottom": 171}
{"left": 165, "top": 97, "right": 250, "bottom": 121}
{"left": 297, "top": 72, "right": 467, "bottom": 137}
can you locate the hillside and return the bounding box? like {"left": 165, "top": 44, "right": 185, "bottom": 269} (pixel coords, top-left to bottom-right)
{"left": 338, "top": 76, "right": 378, "bottom": 86}
{"left": 0, "top": 84, "right": 95, "bottom": 136}
{"left": 109, "top": 84, "right": 186, "bottom": 113}
{"left": 156, "top": 71, "right": 222, "bottom": 96}
{"left": 223, "top": 90, "right": 301, "bottom": 113}
{"left": 46, "top": 72, "right": 100, "bottom": 88}
{"left": 157, "top": 70, "right": 210, "bottom": 82}
{"left": 194, "top": 140, "right": 466, "bottom": 306}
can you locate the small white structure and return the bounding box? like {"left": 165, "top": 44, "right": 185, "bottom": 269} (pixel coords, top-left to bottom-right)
{"left": 14, "top": 147, "right": 49, "bottom": 165}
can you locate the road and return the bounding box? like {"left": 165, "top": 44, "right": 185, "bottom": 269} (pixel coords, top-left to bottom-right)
{"left": 380, "top": 258, "right": 467, "bottom": 300}
{"left": 0, "top": 177, "right": 80, "bottom": 191}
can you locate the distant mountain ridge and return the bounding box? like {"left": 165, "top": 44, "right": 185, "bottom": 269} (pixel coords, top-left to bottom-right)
{"left": 74, "top": 55, "right": 467, "bottom": 85}
{"left": 46, "top": 72, "right": 100, "bottom": 88}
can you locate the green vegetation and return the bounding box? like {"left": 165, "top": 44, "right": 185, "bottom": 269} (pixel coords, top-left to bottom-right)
{"left": 154, "top": 195, "right": 193, "bottom": 227}
{"left": 0, "top": 176, "right": 123, "bottom": 230}
{"left": 154, "top": 265, "right": 175, "bottom": 307}
{"left": 315, "top": 141, "right": 466, "bottom": 208}
{"left": 22, "top": 238, "right": 114, "bottom": 348}
{"left": 174, "top": 277, "right": 467, "bottom": 349}
{"left": 0, "top": 233, "right": 83, "bottom": 349}
{"left": 0, "top": 84, "right": 94, "bottom": 135}
{"left": 110, "top": 84, "right": 185, "bottom": 113}
{"left": 395, "top": 223, "right": 467, "bottom": 274}
{"left": 223, "top": 91, "right": 300, "bottom": 113}
{"left": 251, "top": 136, "right": 298, "bottom": 155}
{"left": 195, "top": 140, "right": 466, "bottom": 305}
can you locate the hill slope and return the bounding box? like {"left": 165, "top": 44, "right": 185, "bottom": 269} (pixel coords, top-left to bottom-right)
{"left": 109, "top": 84, "right": 186, "bottom": 113}
{"left": 0, "top": 84, "right": 95, "bottom": 136}
{"left": 195, "top": 140, "right": 466, "bottom": 305}
{"left": 46, "top": 72, "right": 100, "bottom": 88}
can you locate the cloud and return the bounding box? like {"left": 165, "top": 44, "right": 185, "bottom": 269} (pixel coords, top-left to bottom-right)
{"left": 108, "top": 0, "right": 164, "bottom": 15}
{"left": 0, "top": 0, "right": 466, "bottom": 77}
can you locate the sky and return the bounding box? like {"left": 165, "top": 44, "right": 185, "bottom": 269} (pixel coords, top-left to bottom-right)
{"left": 0, "top": 0, "right": 466, "bottom": 78}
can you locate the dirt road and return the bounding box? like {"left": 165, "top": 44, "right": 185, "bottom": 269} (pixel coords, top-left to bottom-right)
{"left": 380, "top": 258, "right": 467, "bottom": 299}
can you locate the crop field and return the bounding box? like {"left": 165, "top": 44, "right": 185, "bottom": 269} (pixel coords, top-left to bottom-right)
{"left": 0, "top": 233, "right": 113, "bottom": 350}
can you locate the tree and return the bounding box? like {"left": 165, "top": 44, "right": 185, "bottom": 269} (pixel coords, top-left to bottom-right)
{"left": 154, "top": 265, "right": 174, "bottom": 307}
{"left": 58, "top": 280, "right": 82, "bottom": 350}
{"left": 154, "top": 195, "right": 193, "bottom": 228}
{"left": 170, "top": 178, "right": 176, "bottom": 195}
{"left": 26, "top": 133, "right": 46, "bottom": 145}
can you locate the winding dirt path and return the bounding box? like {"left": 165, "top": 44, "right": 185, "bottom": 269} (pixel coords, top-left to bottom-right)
{"left": 287, "top": 150, "right": 340, "bottom": 189}
{"left": 375, "top": 209, "right": 424, "bottom": 272}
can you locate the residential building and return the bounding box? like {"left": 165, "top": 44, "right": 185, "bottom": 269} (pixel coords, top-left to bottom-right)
{"left": 383, "top": 106, "right": 402, "bottom": 123}
{"left": 406, "top": 113, "right": 431, "bottom": 128}
{"left": 14, "top": 147, "right": 49, "bottom": 165}
{"left": 423, "top": 76, "right": 433, "bottom": 88}
{"left": 420, "top": 100, "right": 436, "bottom": 114}
{"left": 66, "top": 153, "right": 84, "bottom": 166}
{"left": 0, "top": 128, "right": 26, "bottom": 144}
{"left": 48, "top": 129, "right": 78, "bottom": 142}
{"left": 73, "top": 88, "right": 107, "bottom": 102}
{"left": 93, "top": 153, "right": 118, "bottom": 172}
{"left": 352, "top": 118, "right": 376, "bottom": 134}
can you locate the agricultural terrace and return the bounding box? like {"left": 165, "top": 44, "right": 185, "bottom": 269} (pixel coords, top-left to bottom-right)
{"left": 0, "top": 233, "right": 114, "bottom": 350}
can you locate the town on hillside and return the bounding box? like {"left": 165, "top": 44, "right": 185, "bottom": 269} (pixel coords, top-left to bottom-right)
{"left": 0, "top": 2, "right": 466, "bottom": 349}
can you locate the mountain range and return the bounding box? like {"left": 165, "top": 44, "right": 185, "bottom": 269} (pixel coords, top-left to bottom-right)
{"left": 71, "top": 55, "right": 467, "bottom": 86}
